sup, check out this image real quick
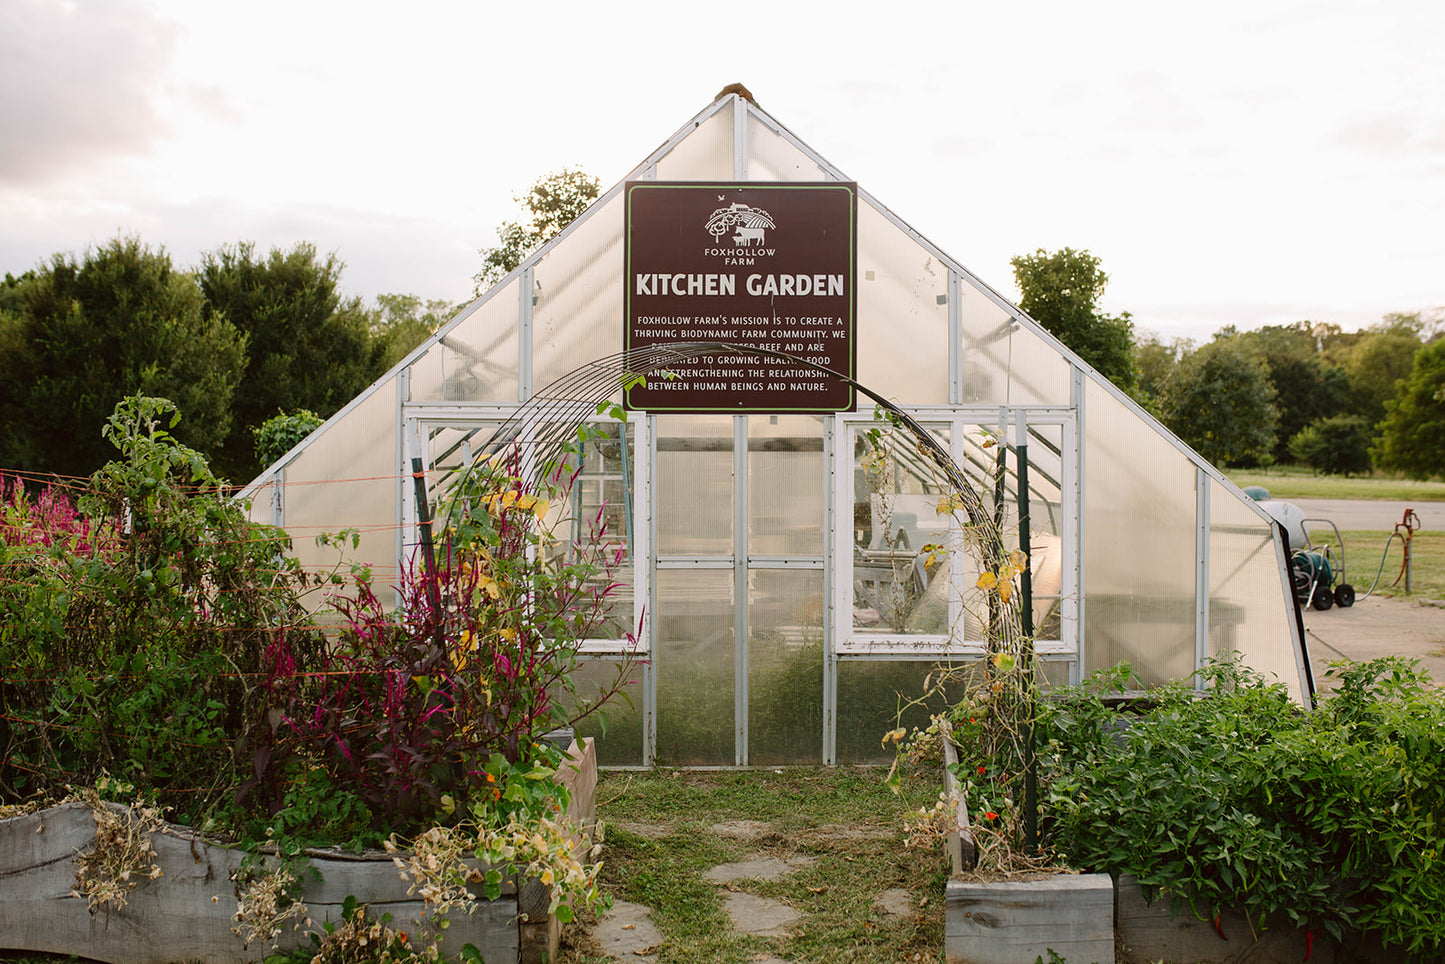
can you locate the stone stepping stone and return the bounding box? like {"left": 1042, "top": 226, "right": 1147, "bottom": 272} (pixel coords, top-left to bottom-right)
{"left": 593, "top": 899, "right": 664, "bottom": 960}
{"left": 702, "top": 855, "right": 815, "bottom": 884}
{"left": 873, "top": 887, "right": 914, "bottom": 917}
{"left": 722, "top": 890, "right": 799, "bottom": 937}
{"left": 709, "top": 819, "right": 775, "bottom": 841}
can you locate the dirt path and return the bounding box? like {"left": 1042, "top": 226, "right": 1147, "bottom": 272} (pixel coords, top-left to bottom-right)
{"left": 1303, "top": 593, "right": 1445, "bottom": 688}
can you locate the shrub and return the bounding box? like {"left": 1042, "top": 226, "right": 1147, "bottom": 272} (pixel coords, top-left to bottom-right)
{"left": 1287, "top": 414, "right": 1373, "bottom": 475}
{"left": 1030, "top": 656, "right": 1445, "bottom": 956}
{"left": 0, "top": 396, "right": 322, "bottom": 820}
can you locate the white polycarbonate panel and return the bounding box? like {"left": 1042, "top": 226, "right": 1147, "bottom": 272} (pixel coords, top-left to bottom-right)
{"left": 836, "top": 660, "right": 943, "bottom": 764}
{"left": 746, "top": 113, "right": 827, "bottom": 181}
{"left": 656, "top": 414, "right": 733, "bottom": 556}
{"left": 748, "top": 414, "right": 825, "bottom": 557}
{"left": 655, "top": 101, "right": 734, "bottom": 181}
{"left": 1082, "top": 379, "right": 1197, "bottom": 685}
{"left": 282, "top": 384, "right": 399, "bottom": 610}
{"left": 533, "top": 192, "right": 625, "bottom": 392}
{"left": 857, "top": 204, "right": 949, "bottom": 402}
{"left": 1000, "top": 323, "right": 1075, "bottom": 405}
{"left": 957, "top": 280, "right": 1017, "bottom": 404}
{"left": 408, "top": 282, "right": 521, "bottom": 403}
{"left": 1208, "top": 478, "right": 1304, "bottom": 701}
{"left": 570, "top": 658, "right": 644, "bottom": 766}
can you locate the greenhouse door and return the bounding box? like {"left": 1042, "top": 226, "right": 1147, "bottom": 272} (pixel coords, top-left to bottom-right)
{"left": 649, "top": 414, "right": 830, "bottom": 766}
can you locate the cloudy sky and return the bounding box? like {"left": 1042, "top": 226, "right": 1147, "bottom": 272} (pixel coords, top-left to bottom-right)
{"left": 3, "top": 0, "right": 1442, "bottom": 342}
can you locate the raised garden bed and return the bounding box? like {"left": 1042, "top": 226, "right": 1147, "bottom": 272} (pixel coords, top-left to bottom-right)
{"left": 0, "top": 738, "right": 597, "bottom": 964}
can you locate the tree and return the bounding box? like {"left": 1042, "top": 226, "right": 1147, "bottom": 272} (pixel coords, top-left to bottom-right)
{"left": 1131, "top": 331, "right": 1189, "bottom": 417}
{"left": 253, "top": 409, "right": 323, "bottom": 468}
{"left": 1158, "top": 337, "right": 1278, "bottom": 468}
{"left": 370, "top": 292, "right": 456, "bottom": 370}
{"left": 0, "top": 238, "right": 246, "bottom": 480}
{"left": 1010, "top": 247, "right": 1136, "bottom": 391}
{"left": 1223, "top": 323, "right": 1351, "bottom": 462}
{"left": 1330, "top": 313, "right": 1428, "bottom": 423}
{"left": 199, "top": 242, "right": 381, "bottom": 480}
{"left": 1288, "top": 415, "right": 1374, "bottom": 476}
{"left": 474, "top": 168, "right": 600, "bottom": 294}
{"left": 1372, "top": 338, "right": 1445, "bottom": 480}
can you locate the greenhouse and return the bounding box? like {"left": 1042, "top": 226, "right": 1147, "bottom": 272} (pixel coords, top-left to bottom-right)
{"left": 240, "top": 86, "right": 1309, "bottom": 767}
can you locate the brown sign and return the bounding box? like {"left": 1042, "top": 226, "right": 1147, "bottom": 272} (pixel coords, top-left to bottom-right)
{"left": 624, "top": 181, "right": 857, "bottom": 413}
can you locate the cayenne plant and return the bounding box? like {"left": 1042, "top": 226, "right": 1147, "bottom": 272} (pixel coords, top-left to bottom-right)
{"left": 931, "top": 654, "right": 1445, "bottom": 958}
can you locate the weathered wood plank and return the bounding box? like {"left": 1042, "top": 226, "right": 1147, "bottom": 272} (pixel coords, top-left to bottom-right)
{"left": 946, "top": 874, "right": 1114, "bottom": 964}
{"left": 938, "top": 722, "right": 976, "bottom": 875}
{"left": 0, "top": 803, "right": 518, "bottom": 964}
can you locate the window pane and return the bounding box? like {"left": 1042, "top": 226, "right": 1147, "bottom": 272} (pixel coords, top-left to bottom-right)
{"left": 1209, "top": 479, "right": 1303, "bottom": 700}
{"left": 1082, "top": 380, "right": 1197, "bottom": 684}
{"left": 746, "top": 113, "right": 826, "bottom": 181}
{"left": 748, "top": 569, "right": 823, "bottom": 765}
{"left": 851, "top": 423, "right": 952, "bottom": 634}
{"left": 748, "top": 415, "right": 824, "bottom": 557}
{"left": 570, "top": 658, "right": 644, "bottom": 767}
{"left": 656, "top": 414, "right": 733, "bottom": 556}
{"left": 836, "top": 660, "right": 951, "bottom": 764}
{"left": 284, "top": 385, "right": 399, "bottom": 610}
{"left": 655, "top": 102, "right": 734, "bottom": 180}
{"left": 655, "top": 569, "right": 734, "bottom": 765}
{"left": 532, "top": 193, "right": 625, "bottom": 393}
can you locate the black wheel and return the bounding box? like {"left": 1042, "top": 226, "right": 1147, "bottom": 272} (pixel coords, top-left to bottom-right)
{"left": 1335, "top": 584, "right": 1356, "bottom": 608}
{"left": 1311, "top": 585, "right": 1334, "bottom": 611}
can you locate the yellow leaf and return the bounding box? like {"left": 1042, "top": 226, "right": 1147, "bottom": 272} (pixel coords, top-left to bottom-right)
{"left": 998, "top": 581, "right": 1012, "bottom": 605}
{"left": 976, "top": 571, "right": 998, "bottom": 591}
{"left": 1009, "top": 548, "right": 1029, "bottom": 570}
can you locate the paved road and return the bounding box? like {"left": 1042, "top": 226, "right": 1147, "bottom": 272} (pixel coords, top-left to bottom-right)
{"left": 1288, "top": 498, "right": 1440, "bottom": 533}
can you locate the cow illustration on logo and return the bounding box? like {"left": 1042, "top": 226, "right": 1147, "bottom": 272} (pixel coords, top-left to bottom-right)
{"left": 705, "top": 202, "right": 776, "bottom": 247}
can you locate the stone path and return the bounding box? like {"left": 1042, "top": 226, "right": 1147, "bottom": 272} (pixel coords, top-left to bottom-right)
{"left": 589, "top": 820, "right": 913, "bottom": 961}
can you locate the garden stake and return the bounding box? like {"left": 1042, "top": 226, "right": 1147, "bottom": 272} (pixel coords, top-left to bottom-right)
{"left": 1016, "top": 416, "right": 1038, "bottom": 854}
{"left": 410, "top": 456, "right": 444, "bottom": 645}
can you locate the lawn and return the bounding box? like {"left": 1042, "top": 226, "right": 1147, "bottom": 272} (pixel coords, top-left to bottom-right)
{"left": 1310, "top": 528, "right": 1445, "bottom": 601}
{"left": 1226, "top": 465, "right": 1445, "bottom": 502}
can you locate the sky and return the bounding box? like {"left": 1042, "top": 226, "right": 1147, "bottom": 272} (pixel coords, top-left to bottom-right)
{"left": 3, "top": 0, "right": 1443, "bottom": 344}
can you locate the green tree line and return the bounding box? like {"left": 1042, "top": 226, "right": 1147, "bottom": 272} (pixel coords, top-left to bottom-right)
{"left": 0, "top": 237, "right": 453, "bottom": 483}
{"left": 0, "top": 170, "right": 597, "bottom": 486}
{"left": 1014, "top": 248, "right": 1444, "bottom": 480}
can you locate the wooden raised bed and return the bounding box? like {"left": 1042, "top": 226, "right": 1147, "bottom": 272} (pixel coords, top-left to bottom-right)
{"left": 0, "top": 738, "right": 596, "bottom": 964}
{"left": 941, "top": 727, "right": 1114, "bottom": 964}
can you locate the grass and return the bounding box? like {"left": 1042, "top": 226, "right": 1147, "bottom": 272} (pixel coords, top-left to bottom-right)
{"left": 1226, "top": 465, "right": 1445, "bottom": 502}
{"left": 558, "top": 766, "right": 946, "bottom": 964}
{"left": 1309, "top": 529, "right": 1445, "bottom": 601}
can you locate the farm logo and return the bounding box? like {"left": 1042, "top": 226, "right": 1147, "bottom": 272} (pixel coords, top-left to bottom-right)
{"left": 703, "top": 200, "right": 777, "bottom": 264}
